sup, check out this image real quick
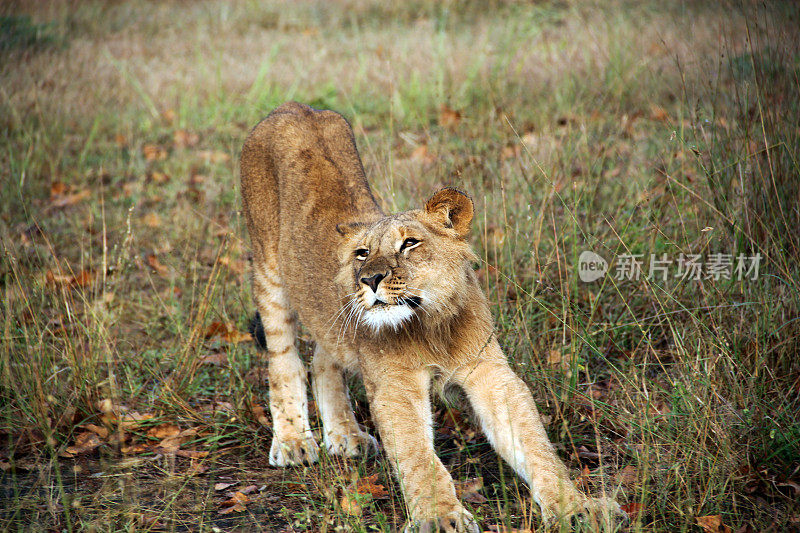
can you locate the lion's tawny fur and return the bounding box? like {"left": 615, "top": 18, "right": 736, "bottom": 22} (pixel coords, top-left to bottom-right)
{"left": 240, "top": 102, "right": 623, "bottom": 531}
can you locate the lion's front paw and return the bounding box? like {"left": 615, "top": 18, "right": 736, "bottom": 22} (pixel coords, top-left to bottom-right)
{"left": 403, "top": 509, "right": 480, "bottom": 533}
{"left": 269, "top": 434, "right": 320, "bottom": 466}
{"left": 549, "top": 495, "right": 628, "bottom": 530}
{"left": 323, "top": 427, "right": 379, "bottom": 457}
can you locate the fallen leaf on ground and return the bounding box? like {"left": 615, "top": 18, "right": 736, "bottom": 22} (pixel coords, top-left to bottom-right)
{"left": 196, "top": 150, "right": 230, "bottom": 164}
{"left": 485, "top": 525, "right": 532, "bottom": 533}
{"left": 50, "top": 189, "right": 90, "bottom": 208}
{"left": 355, "top": 474, "right": 389, "bottom": 500}
{"left": 200, "top": 352, "right": 228, "bottom": 366}
{"left": 204, "top": 321, "right": 252, "bottom": 344}
{"left": 454, "top": 477, "right": 487, "bottom": 504}
{"left": 146, "top": 254, "right": 169, "bottom": 276}
{"left": 116, "top": 412, "right": 155, "bottom": 430}
{"left": 501, "top": 144, "right": 521, "bottom": 159}
{"left": 147, "top": 424, "right": 181, "bottom": 440}
{"left": 215, "top": 482, "right": 237, "bottom": 491}
{"left": 250, "top": 402, "right": 270, "bottom": 427}
{"left": 50, "top": 181, "right": 67, "bottom": 197}
{"left": 695, "top": 515, "right": 732, "bottom": 533}
{"left": 143, "top": 212, "right": 161, "bottom": 228}
{"left": 143, "top": 144, "right": 168, "bottom": 161}
{"left": 220, "top": 491, "right": 250, "bottom": 510}
{"left": 176, "top": 449, "right": 209, "bottom": 459}
{"left": 173, "top": 129, "right": 199, "bottom": 148}
{"left": 649, "top": 104, "right": 670, "bottom": 123}
{"left": 546, "top": 349, "right": 564, "bottom": 367}
{"left": 156, "top": 427, "right": 198, "bottom": 453}
{"left": 121, "top": 443, "right": 150, "bottom": 454}
{"left": 410, "top": 144, "right": 435, "bottom": 166}
{"left": 186, "top": 458, "right": 208, "bottom": 475}
{"left": 45, "top": 269, "right": 94, "bottom": 289}
{"left": 81, "top": 424, "right": 109, "bottom": 440}
{"left": 438, "top": 104, "right": 462, "bottom": 128}
{"left": 61, "top": 432, "right": 102, "bottom": 457}
{"left": 621, "top": 501, "right": 643, "bottom": 520}
{"left": 615, "top": 465, "right": 639, "bottom": 486}
{"left": 147, "top": 171, "right": 170, "bottom": 183}
{"left": 339, "top": 491, "right": 363, "bottom": 517}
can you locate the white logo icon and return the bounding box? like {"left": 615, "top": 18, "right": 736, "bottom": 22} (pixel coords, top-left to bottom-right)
{"left": 578, "top": 251, "right": 608, "bottom": 282}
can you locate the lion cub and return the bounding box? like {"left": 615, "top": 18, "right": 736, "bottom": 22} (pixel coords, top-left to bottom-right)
{"left": 241, "top": 102, "right": 624, "bottom": 531}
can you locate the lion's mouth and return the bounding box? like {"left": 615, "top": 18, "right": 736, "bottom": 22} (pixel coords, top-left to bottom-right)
{"left": 370, "top": 296, "right": 422, "bottom": 309}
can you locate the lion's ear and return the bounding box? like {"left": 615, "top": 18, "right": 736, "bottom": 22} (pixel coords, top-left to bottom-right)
{"left": 335, "top": 221, "right": 366, "bottom": 239}
{"left": 424, "top": 187, "right": 474, "bottom": 238}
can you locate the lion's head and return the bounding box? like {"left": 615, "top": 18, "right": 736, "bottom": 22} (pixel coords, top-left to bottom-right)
{"left": 334, "top": 188, "right": 478, "bottom": 334}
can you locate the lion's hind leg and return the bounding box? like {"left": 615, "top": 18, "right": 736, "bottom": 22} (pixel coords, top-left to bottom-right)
{"left": 311, "top": 345, "right": 377, "bottom": 457}
{"left": 253, "top": 262, "right": 319, "bottom": 466}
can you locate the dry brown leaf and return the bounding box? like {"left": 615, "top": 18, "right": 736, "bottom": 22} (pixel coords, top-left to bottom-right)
{"left": 438, "top": 104, "right": 462, "bottom": 128}
{"left": 162, "top": 109, "right": 176, "bottom": 123}
{"left": 218, "top": 255, "right": 245, "bottom": 275}
{"left": 186, "top": 458, "right": 208, "bottom": 475}
{"left": 238, "top": 485, "right": 259, "bottom": 495}
{"left": 649, "top": 104, "right": 670, "bottom": 123}
{"left": 200, "top": 352, "right": 228, "bottom": 366}
{"left": 339, "top": 491, "right": 363, "bottom": 517}
{"left": 147, "top": 424, "right": 181, "bottom": 440}
{"left": 82, "top": 424, "right": 109, "bottom": 440}
{"left": 355, "top": 474, "right": 389, "bottom": 500}
{"left": 615, "top": 465, "right": 639, "bottom": 486}
{"left": 143, "top": 212, "right": 161, "bottom": 228}
{"left": 157, "top": 427, "right": 198, "bottom": 453}
{"left": 621, "top": 501, "right": 643, "bottom": 520}
{"left": 176, "top": 450, "right": 209, "bottom": 459}
{"left": 204, "top": 321, "right": 252, "bottom": 344}
{"left": 50, "top": 181, "right": 67, "bottom": 197}
{"left": 146, "top": 254, "right": 169, "bottom": 276}
{"left": 215, "top": 482, "right": 237, "bottom": 491}
{"left": 454, "top": 477, "right": 487, "bottom": 504}
{"left": 485, "top": 525, "right": 532, "bottom": 533}
{"left": 501, "top": 145, "right": 520, "bottom": 159}
{"left": 219, "top": 503, "right": 246, "bottom": 515}
{"left": 196, "top": 150, "right": 230, "bottom": 164}
{"left": 410, "top": 144, "right": 435, "bottom": 166}
{"left": 117, "top": 412, "right": 155, "bottom": 430}
{"left": 695, "top": 515, "right": 732, "bottom": 533}
{"left": 143, "top": 144, "right": 168, "bottom": 161}
{"left": 121, "top": 442, "right": 150, "bottom": 454}
{"left": 61, "top": 432, "right": 102, "bottom": 457}
{"left": 148, "top": 171, "right": 170, "bottom": 184}
{"left": 50, "top": 189, "right": 90, "bottom": 208}
{"left": 251, "top": 402, "right": 270, "bottom": 427}
{"left": 546, "top": 349, "right": 564, "bottom": 367}
{"left": 173, "top": 129, "right": 199, "bottom": 148}
{"left": 45, "top": 269, "right": 93, "bottom": 289}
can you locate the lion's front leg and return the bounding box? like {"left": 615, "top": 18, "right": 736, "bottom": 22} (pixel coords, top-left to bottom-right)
{"left": 362, "top": 365, "right": 479, "bottom": 533}
{"left": 454, "top": 345, "right": 625, "bottom": 528}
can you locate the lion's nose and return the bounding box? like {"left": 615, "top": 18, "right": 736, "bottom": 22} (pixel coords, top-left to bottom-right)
{"left": 360, "top": 273, "right": 386, "bottom": 293}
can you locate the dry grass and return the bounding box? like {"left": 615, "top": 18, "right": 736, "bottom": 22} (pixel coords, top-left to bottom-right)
{"left": 1, "top": 1, "right": 799, "bottom": 531}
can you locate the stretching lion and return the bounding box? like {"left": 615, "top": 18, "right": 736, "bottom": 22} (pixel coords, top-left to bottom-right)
{"left": 240, "top": 102, "right": 624, "bottom": 531}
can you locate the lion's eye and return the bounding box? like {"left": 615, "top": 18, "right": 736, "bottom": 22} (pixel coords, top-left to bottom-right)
{"left": 400, "top": 238, "right": 421, "bottom": 252}
{"left": 355, "top": 248, "right": 369, "bottom": 261}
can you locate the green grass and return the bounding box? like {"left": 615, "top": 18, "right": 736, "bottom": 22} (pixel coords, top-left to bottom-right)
{"left": 1, "top": 0, "right": 799, "bottom": 531}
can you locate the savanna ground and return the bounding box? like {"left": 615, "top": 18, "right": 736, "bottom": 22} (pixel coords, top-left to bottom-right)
{"left": 1, "top": 1, "right": 799, "bottom": 531}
